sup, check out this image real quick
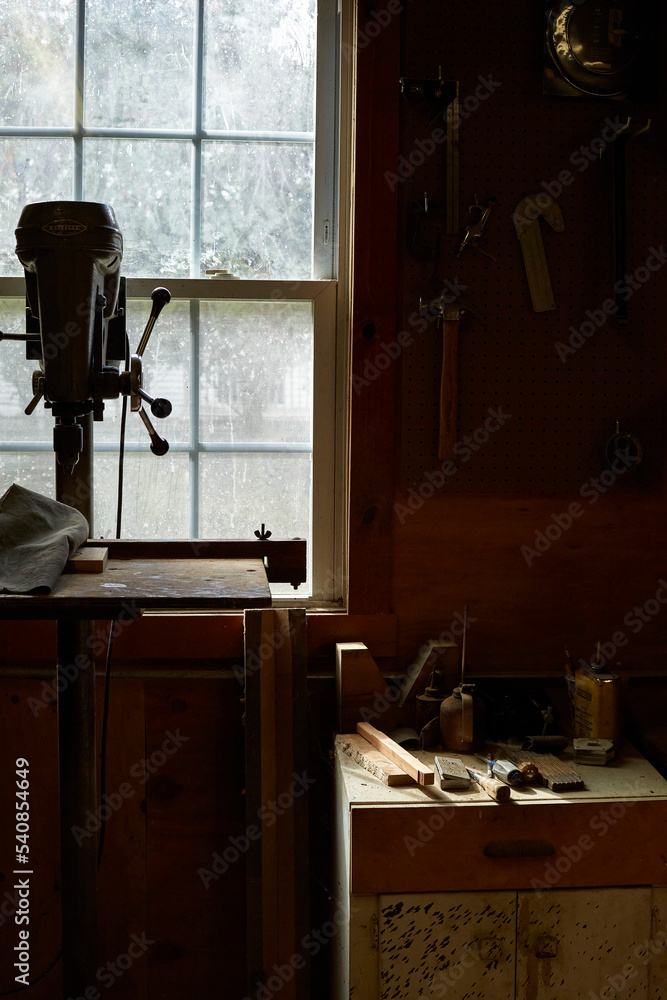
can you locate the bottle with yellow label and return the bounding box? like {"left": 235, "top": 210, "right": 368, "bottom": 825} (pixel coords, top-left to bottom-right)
{"left": 573, "top": 648, "right": 620, "bottom": 745}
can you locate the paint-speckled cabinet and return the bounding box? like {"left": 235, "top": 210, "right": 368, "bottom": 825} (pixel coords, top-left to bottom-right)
{"left": 334, "top": 746, "right": 667, "bottom": 999}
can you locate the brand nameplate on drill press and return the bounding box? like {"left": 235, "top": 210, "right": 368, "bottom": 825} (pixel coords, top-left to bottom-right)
{"left": 42, "top": 219, "right": 88, "bottom": 236}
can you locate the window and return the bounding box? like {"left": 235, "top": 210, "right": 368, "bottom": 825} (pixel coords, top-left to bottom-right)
{"left": 0, "top": 0, "right": 351, "bottom": 602}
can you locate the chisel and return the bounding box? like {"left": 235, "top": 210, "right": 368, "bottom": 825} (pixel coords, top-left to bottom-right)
{"left": 466, "top": 766, "right": 511, "bottom": 802}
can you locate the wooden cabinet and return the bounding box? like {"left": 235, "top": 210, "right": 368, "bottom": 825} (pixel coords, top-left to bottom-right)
{"left": 334, "top": 746, "right": 667, "bottom": 999}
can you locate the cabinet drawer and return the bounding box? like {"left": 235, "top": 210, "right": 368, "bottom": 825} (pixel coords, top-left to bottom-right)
{"left": 350, "top": 799, "right": 667, "bottom": 893}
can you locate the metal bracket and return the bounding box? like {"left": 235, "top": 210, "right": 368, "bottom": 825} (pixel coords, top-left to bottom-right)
{"left": 399, "top": 75, "right": 457, "bottom": 120}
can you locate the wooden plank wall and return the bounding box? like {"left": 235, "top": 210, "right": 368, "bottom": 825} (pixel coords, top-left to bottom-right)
{"left": 0, "top": 666, "right": 247, "bottom": 1000}
{"left": 0, "top": 680, "right": 61, "bottom": 1000}
{"left": 346, "top": 0, "right": 667, "bottom": 676}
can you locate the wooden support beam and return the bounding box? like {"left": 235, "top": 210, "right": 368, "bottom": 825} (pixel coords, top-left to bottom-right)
{"left": 336, "top": 641, "right": 390, "bottom": 733}
{"left": 244, "top": 609, "right": 309, "bottom": 1000}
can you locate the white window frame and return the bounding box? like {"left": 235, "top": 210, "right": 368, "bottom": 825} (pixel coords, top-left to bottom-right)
{"left": 0, "top": 0, "right": 355, "bottom": 607}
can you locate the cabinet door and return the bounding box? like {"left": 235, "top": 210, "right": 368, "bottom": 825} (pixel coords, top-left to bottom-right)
{"left": 378, "top": 891, "right": 515, "bottom": 1000}
{"left": 516, "top": 886, "right": 653, "bottom": 1000}
{"left": 649, "top": 887, "right": 667, "bottom": 999}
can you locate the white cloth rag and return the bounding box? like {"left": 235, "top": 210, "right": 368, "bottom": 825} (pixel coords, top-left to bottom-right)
{"left": 0, "top": 483, "right": 89, "bottom": 594}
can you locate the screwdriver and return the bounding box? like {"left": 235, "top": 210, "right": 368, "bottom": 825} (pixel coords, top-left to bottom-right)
{"left": 476, "top": 755, "right": 524, "bottom": 786}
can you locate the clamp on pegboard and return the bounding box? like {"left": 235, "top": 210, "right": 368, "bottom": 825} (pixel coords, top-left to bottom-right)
{"left": 399, "top": 72, "right": 457, "bottom": 123}
{"left": 399, "top": 68, "right": 460, "bottom": 237}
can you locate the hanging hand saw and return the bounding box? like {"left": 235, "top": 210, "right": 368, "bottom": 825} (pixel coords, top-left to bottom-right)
{"left": 513, "top": 194, "right": 564, "bottom": 312}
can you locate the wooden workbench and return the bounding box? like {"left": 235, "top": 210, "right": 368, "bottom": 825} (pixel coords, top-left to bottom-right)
{"left": 334, "top": 744, "right": 667, "bottom": 1000}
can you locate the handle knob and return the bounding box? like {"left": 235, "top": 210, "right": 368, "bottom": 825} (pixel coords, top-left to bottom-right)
{"left": 138, "top": 387, "right": 172, "bottom": 418}
{"left": 138, "top": 406, "right": 169, "bottom": 456}
{"left": 136, "top": 286, "right": 171, "bottom": 357}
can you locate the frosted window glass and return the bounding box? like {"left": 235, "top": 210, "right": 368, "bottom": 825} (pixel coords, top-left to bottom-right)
{"left": 0, "top": 139, "right": 73, "bottom": 275}
{"left": 85, "top": 0, "right": 196, "bottom": 130}
{"left": 83, "top": 140, "right": 192, "bottom": 277}
{"left": 199, "top": 300, "right": 312, "bottom": 444}
{"left": 199, "top": 453, "right": 310, "bottom": 540}
{"left": 201, "top": 141, "right": 314, "bottom": 279}
{"left": 94, "top": 452, "right": 190, "bottom": 539}
{"left": 203, "top": 0, "right": 315, "bottom": 132}
{"left": 0, "top": 0, "right": 76, "bottom": 127}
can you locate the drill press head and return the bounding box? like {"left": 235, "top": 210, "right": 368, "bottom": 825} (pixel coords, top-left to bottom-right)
{"left": 15, "top": 201, "right": 123, "bottom": 473}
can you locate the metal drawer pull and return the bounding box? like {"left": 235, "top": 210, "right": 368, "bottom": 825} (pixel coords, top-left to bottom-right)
{"left": 483, "top": 839, "right": 555, "bottom": 858}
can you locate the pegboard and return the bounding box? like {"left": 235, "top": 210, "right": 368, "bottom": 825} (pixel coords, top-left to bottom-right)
{"left": 397, "top": 1, "right": 667, "bottom": 495}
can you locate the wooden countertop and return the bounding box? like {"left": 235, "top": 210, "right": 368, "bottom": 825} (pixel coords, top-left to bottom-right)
{"left": 338, "top": 743, "right": 667, "bottom": 808}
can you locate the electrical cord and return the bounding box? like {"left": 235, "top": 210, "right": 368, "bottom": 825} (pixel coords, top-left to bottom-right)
{"left": 115, "top": 333, "right": 129, "bottom": 539}
{"left": 98, "top": 333, "right": 129, "bottom": 867}
{"left": 115, "top": 394, "right": 127, "bottom": 540}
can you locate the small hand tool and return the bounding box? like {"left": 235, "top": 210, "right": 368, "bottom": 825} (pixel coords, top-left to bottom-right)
{"left": 499, "top": 747, "right": 584, "bottom": 791}
{"left": 602, "top": 116, "right": 651, "bottom": 321}
{"left": 434, "top": 756, "right": 471, "bottom": 789}
{"left": 513, "top": 194, "right": 564, "bottom": 312}
{"left": 445, "top": 83, "right": 460, "bottom": 235}
{"left": 418, "top": 299, "right": 480, "bottom": 459}
{"left": 513, "top": 759, "right": 541, "bottom": 783}
{"left": 466, "top": 766, "right": 511, "bottom": 802}
{"left": 439, "top": 302, "right": 461, "bottom": 458}
{"left": 456, "top": 194, "right": 496, "bottom": 258}
{"left": 476, "top": 755, "right": 523, "bottom": 786}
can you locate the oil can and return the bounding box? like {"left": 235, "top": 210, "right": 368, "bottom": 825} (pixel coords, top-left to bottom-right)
{"left": 573, "top": 661, "right": 620, "bottom": 744}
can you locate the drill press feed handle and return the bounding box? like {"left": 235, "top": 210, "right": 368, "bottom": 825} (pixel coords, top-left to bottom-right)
{"left": 136, "top": 286, "right": 171, "bottom": 356}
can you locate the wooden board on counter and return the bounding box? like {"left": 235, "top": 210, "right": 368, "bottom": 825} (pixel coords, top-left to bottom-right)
{"left": 64, "top": 546, "right": 108, "bottom": 573}
{"left": 357, "top": 722, "right": 435, "bottom": 786}
{"left": 336, "top": 733, "right": 415, "bottom": 786}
